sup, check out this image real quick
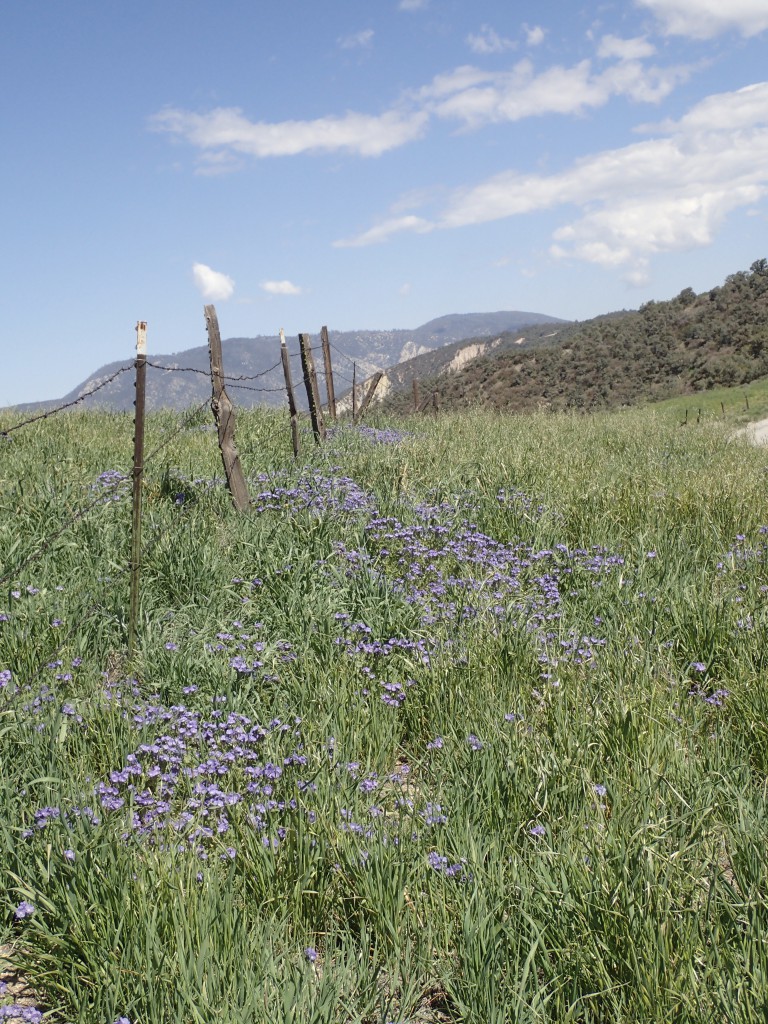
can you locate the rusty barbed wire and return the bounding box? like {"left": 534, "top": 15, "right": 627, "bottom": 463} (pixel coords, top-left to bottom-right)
{"left": 145, "top": 358, "right": 284, "bottom": 382}
{"left": 1, "top": 366, "right": 132, "bottom": 437}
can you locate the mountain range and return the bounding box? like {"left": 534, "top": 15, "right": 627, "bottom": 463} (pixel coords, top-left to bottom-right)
{"left": 7, "top": 310, "right": 564, "bottom": 414}
{"left": 7, "top": 261, "right": 768, "bottom": 418}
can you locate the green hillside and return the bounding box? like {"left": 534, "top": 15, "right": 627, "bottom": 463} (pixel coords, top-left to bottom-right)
{"left": 390, "top": 260, "right": 768, "bottom": 413}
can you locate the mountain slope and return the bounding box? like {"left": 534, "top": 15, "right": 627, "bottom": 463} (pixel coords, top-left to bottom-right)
{"left": 386, "top": 262, "right": 768, "bottom": 414}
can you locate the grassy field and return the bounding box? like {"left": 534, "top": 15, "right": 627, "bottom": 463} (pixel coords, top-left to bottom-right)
{"left": 648, "top": 374, "right": 768, "bottom": 428}
{"left": 1, "top": 402, "right": 767, "bottom": 1023}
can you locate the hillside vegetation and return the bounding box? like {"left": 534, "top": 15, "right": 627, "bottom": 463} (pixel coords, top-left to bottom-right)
{"left": 1, "top": 404, "right": 768, "bottom": 1022}
{"left": 385, "top": 260, "right": 768, "bottom": 413}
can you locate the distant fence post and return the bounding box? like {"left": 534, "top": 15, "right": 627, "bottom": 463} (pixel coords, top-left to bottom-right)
{"left": 280, "top": 328, "right": 300, "bottom": 459}
{"left": 129, "top": 321, "right": 147, "bottom": 660}
{"left": 355, "top": 371, "right": 383, "bottom": 423}
{"left": 320, "top": 326, "right": 337, "bottom": 422}
{"left": 299, "top": 333, "right": 326, "bottom": 443}
{"left": 432, "top": 391, "right": 440, "bottom": 414}
{"left": 412, "top": 379, "right": 420, "bottom": 412}
{"left": 352, "top": 362, "right": 358, "bottom": 421}
{"left": 204, "top": 304, "right": 251, "bottom": 511}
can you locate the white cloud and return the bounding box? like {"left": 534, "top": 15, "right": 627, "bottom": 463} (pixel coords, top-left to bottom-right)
{"left": 399, "top": 282, "right": 412, "bottom": 295}
{"left": 153, "top": 43, "right": 691, "bottom": 169}
{"left": 192, "top": 263, "right": 235, "bottom": 301}
{"left": 335, "top": 214, "right": 432, "bottom": 248}
{"left": 150, "top": 106, "right": 428, "bottom": 163}
{"left": 337, "top": 82, "right": 768, "bottom": 276}
{"left": 339, "top": 29, "right": 374, "bottom": 49}
{"left": 524, "top": 25, "right": 546, "bottom": 47}
{"left": 598, "top": 34, "right": 656, "bottom": 60}
{"left": 419, "top": 55, "right": 690, "bottom": 128}
{"left": 399, "top": 0, "right": 427, "bottom": 9}
{"left": 636, "top": 0, "right": 768, "bottom": 38}
{"left": 467, "top": 25, "right": 515, "bottom": 55}
{"left": 261, "top": 280, "right": 302, "bottom": 296}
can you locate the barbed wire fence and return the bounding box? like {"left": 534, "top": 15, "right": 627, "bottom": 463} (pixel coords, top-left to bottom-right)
{"left": 0, "top": 308, "right": 400, "bottom": 682}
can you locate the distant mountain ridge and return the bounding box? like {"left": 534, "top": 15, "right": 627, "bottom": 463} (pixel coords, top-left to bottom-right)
{"left": 6, "top": 311, "right": 565, "bottom": 413}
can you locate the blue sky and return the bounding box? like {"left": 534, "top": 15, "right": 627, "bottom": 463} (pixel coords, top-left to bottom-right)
{"left": 2, "top": 0, "right": 768, "bottom": 406}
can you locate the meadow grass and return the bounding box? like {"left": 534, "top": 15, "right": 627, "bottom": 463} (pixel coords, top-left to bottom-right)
{"left": 648, "top": 374, "right": 768, "bottom": 428}
{"left": 1, "top": 404, "right": 767, "bottom": 1023}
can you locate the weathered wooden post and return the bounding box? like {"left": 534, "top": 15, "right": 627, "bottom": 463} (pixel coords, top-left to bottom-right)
{"left": 204, "top": 304, "right": 250, "bottom": 511}
{"left": 352, "top": 362, "right": 357, "bottom": 421}
{"left": 355, "top": 371, "right": 383, "bottom": 423}
{"left": 129, "top": 320, "right": 147, "bottom": 659}
{"left": 280, "top": 328, "right": 300, "bottom": 459}
{"left": 320, "top": 326, "right": 337, "bottom": 421}
{"left": 412, "top": 379, "right": 420, "bottom": 413}
{"left": 432, "top": 391, "right": 440, "bottom": 414}
{"left": 299, "top": 333, "right": 326, "bottom": 443}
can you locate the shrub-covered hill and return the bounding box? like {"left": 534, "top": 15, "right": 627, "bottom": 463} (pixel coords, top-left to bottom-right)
{"left": 385, "top": 260, "right": 768, "bottom": 413}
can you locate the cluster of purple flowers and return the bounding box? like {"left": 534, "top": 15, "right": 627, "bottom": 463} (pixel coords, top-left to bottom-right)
{"left": 250, "top": 470, "right": 376, "bottom": 517}
{"left": 327, "top": 425, "right": 412, "bottom": 445}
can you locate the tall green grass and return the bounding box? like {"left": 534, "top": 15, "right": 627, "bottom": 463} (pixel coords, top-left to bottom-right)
{"left": 1, "top": 405, "right": 767, "bottom": 1023}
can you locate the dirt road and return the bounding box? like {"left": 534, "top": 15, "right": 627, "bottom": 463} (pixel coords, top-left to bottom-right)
{"left": 741, "top": 417, "right": 768, "bottom": 445}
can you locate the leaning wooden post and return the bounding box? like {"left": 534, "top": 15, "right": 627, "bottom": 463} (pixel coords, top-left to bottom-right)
{"left": 432, "top": 391, "right": 440, "bottom": 414}
{"left": 352, "top": 362, "right": 358, "bottom": 421}
{"left": 280, "top": 328, "right": 300, "bottom": 459}
{"left": 204, "top": 304, "right": 250, "bottom": 511}
{"left": 412, "top": 379, "right": 420, "bottom": 412}
{"left": 320, "top": 326, "right": 337, "bottom": 421}
{"left": 129, "top": 321, "right": 147, "bottom": 660}
{"left": 355, "top": 371, "right": 383, "bottom": 423}
{"left": 299, "top": 333, "right": 326, "bottom": 443}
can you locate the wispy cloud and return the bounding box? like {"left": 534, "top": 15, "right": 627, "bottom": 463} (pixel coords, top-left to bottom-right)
{"left": 597, "top": 34, "right": 656, "bottom": 60}
{"left": 336, "top": 82, "right": 768, "bottom": 278}
{"left": 338, "top": 28, "right": 374, "bottom": 50}
{"left": 261, "top": 280, "right": 302, "bottom": 295}
{"left": 192, "top": 263, "right": 235, "bottom": 301}
{"left": 152, "top": 41, "right": 692, "bottom": 169}
{"left": 151, "top": 106, "right": 428, "bottom": 163}
{"left": 399, "top": 0, "right": 427, "bottom": 9}
{"left": 419, "top": 55, "right": 690, "bottom": 128}
{"left": 467, "top": 25, "right": 515, "bottom": 55}
{"left": 636, "top": 0, "right": 768, "bottom": 39}
{"left": 335, "top": 215, "right": 432, "bottom": 248}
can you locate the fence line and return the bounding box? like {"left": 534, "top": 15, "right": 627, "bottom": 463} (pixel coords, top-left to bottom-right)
{"left": 2, "top": 315, "right": 402, "bottom": 670}
{"left": 145, "top": 358, "right": 284, "bottom": 382}
{"left": 1, "top": 366, "right": 132, "bottom": 437}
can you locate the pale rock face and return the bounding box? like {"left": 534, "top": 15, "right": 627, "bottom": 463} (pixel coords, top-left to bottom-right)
{"left": 442, "top": 342, "right": 488, "bottom": 374}
{"left": 399, "top": 340, "right": 433, "bottom": 363}
{"left": 441, "top": 337, "right": 504, "bottom": 375}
